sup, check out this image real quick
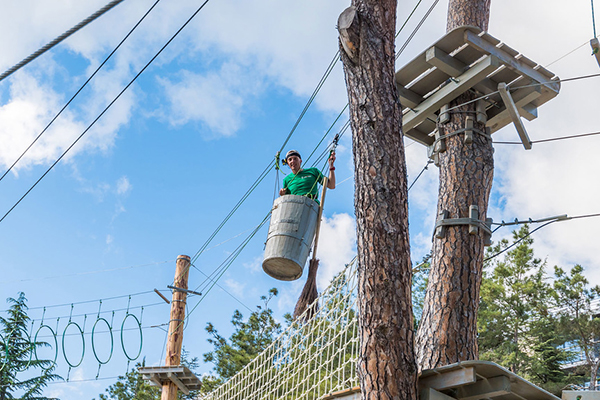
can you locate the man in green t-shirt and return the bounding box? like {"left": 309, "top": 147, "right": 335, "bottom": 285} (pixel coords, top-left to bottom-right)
{"left": 279, "top": 149, "right": 336, "bottom": 200}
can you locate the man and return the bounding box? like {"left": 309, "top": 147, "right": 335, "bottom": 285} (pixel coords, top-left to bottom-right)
{"left": 279, "top": 149, "right": 336, "bottom": 199}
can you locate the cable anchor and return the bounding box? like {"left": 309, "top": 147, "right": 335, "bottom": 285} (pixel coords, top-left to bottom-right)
{"left": 433, "top": 205, "right": 493, "bottom": 246}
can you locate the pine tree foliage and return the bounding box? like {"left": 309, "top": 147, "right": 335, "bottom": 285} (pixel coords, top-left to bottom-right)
{"left": 203, "top": 288, "right": 281, "bottom": 381}
{"left": 478, "top": 226, "right": 570, "bottom": 392}
{"left": 96, "top": 360, "right": 158, "bottom": 400}
{"left": 0, "top": 292, "right": 61, "bottom": 400}
{"left": 553, "top": 264, "right": 600, "bottom": 390}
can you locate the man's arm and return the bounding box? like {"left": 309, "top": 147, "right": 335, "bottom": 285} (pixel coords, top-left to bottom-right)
{"left": 327, "top": 151, "right": 336, "bottom": 189}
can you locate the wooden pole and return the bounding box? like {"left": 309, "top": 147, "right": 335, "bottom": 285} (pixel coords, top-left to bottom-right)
{"left": 161, "top": 255, "right": 191, "bottom": 400}
{"left": 311, "top": 177, "right": 328, "bottom": 261}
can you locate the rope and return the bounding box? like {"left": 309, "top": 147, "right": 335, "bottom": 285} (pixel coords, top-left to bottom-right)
{"left": 0, "top": 0, "right": 163, "bottom": 184}
{"left": 493, "top": 130, "right": 600, "bottom": 145}
{"left": 396, "top": 0, "right": 442, "bottom": 60}
{"left": 593, "top": 0, "right": 598, "bottom": 39}
{"left": 408, "top": 160, "right": 434, "bottom": 191}
{"left": 0, "top": 0, "right": 126, "bottom": 83}
{"left": 199, "top": 258, "right": 360, "bottom": 400}
{"left": 276, "top": 52, "right": 341, "bottom": 155}
{"left": 0, "top": 0, "right": 212, "bottom": 226}
{"left": 485, "top": 213, "right": 600, "bottom": 261}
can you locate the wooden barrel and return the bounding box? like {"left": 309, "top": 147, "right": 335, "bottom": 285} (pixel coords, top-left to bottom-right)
{"left": 263, "top": 195, "right": 319, "bottom": 281}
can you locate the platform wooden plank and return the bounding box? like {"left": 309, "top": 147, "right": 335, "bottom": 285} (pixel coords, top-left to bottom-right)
{"left": 396, "top": 55, "right": 432, "bottom": 87}
{"left": 396, "top": 84, "right": 424, "bottom": 108}
{"left": 489, "top": 65, "right": 522, "bottom": 86}
{"left": 533, "top": 64, "right": 556, "bottom": 80}
{"left": 452, "top": 45, "right": 485, "bottom": 66}
{"left": 497, "top": 42, "right": 520, "bottom": 58}
{"left": 138, "top": 365, "right": 203, "bottom": 392}
{"left": 422, "top": 388, "right": 459, "bottom": 400}
{"left": 455, "top": 375, "right": 511, "bottom": 400}
{"left": 394, "top": 25, "right": 560, "bottom": 144}
{"left": 464, "top": 30, "right": 560, "bottom": 93}
{"left": 516, "top": 53, "right": 538, "bottom": 69}
{"left": 420, "top": 360, "right": 560, "bottom": 400}
{"left": 426, "top": 46, "right": 467, "bottom": 77}
{"left": 409, "top": 69, "right": 453, "bottom": 97}
{"left": 396, "top": 26, "right": 482, "bottom": 87}
{"left": 420, "top": 367, "right": 477, "bottom": 390}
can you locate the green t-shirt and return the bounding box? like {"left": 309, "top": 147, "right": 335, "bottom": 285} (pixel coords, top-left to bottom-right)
{"left": 283, "top": 168, "right": 324, "bottom": 199}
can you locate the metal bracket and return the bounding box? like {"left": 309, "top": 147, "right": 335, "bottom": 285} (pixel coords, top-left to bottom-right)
{"left": 464, "top": 116, "right": 474, "bottom": 144}
{"left": 476, "top": 100, "right": 487, "bottom": 124}
{"left": 167, "top": 285, "right": 202, "bottom": 296}
{"left": 428, "top": 124, "right": 491, "bottom": 166}
{"left": 434, "top": 206, "right": 493, "bottom": 246}
{"left": 439, "top": 104, "right": 450, "bottom": 124}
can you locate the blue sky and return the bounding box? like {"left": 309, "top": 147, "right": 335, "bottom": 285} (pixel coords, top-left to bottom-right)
{"left": 1, "top": 0, "right": 599, "bottom": 398}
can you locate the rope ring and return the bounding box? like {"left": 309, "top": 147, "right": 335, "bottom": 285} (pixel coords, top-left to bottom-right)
{"left": 92, "top": 317, "right": 114, "bottom": 365}
{"left": 34, "top": 324, "right": 58, "bottom": 370}
{"left": 62, "top": 321, "right": 85, "bottom": 368}
{"left": 120, "top": 313, "right": 143, "bottom": 361}
{"left": 14, "top": 328, "right": 34, "bottom": 372}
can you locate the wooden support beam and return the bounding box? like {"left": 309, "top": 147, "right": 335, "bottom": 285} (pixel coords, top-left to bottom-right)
{"left": 487, "top": 85, "right": 541, "bottom": 131}
{"left": 420, "top": 366, "right": 476, "bottom": 390}
{"left": 396, "top": 83, "right": 424, "bottom": 108}
{"left": 498, "top": 82, "right": 532, "bottom": 150}
{"left": 421, "top": 388, "right": 457, "bottom": 400}
{"left": 426, "top": 46, "right": 465, "bottom": 77}
{"left": 455, "top": 375, "right": 511, "bottom": 400}
{"left": 405, "top": 126, "right": 435, "bottom": 146}
{"left": 403, "top": 55, "right": 500, "bottom": 134}
{"left": 167, "top": 371, "right": 190, "bottom": 395}
{"left": 149, "top": 375, "right": 162, "bottom": 387}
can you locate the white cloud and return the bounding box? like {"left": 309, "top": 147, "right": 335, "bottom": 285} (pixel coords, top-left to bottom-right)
{"left": 315, "top": 213, "right": 356, "bottom": 290}
{"left": 242, "top": 255, "right": 263, "bottom": 274}
{"left": 0, "top": 73, "right": 85, "bottom": 171}
{"left": 106, "top": 234, "right": 114, "bottom": 245}
{"left": 116, "top": 176, "right": 132, "bottom": 196}
{"left": 224, "top": 278, "right": 246, "bottom": 299}
{"left": 159, "top": 63, "right": 264, "bottom": 137}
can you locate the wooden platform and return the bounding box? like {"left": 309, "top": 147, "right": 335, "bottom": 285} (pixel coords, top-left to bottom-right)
{"left": 323, "top": 361, "right": 560, "bottom": 400}
{"left": 395, "top": 26, "right": 560, "bottom": 146}
{"left": 138, "top": 365, "right": 202, "bottom": 395}
{"left": 420, "top": 360, "right": 560, "bottom": 400}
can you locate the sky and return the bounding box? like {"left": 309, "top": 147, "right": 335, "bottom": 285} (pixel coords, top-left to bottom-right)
{"left": 0, "top": 0, "right": 599, "bottom": 399}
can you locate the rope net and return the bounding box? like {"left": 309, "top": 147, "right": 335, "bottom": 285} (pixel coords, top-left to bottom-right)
{"left": 200, "top": 259, "right": 359, "bottom": 400}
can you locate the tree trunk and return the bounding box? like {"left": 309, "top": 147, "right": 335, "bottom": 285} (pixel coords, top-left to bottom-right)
{"left": 590, "top": 360, "right": 599, "bottom": 391}
{"left": 338, "top": 2, "right": 416, "bottom": 399}
{"left": 416, "top": 0, "right": 493, "bottom": 371}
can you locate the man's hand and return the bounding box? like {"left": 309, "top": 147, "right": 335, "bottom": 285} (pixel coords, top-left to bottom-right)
{"left": 329, "top": 151, "right": 336, "bottom": 168}
{"left": 279, "top": 188, "right": 288, "bottom": 196}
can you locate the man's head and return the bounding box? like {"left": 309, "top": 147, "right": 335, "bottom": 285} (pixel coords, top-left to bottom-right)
{"left": 285, "top": 150, "right": 302, "bottom": 173}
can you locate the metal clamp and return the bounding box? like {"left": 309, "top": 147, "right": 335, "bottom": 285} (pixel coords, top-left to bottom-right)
{"left": 434, "top": 206, "right": 493, "bottom": 246}
{"left": 428, "top": 124, "right": 492, "bottom": 166}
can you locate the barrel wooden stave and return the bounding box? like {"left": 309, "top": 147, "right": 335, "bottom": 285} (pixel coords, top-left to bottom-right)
{"left": 263, "top": 195, "right": 319, "bottom": 281}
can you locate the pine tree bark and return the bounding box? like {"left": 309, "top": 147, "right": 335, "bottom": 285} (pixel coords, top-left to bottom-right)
{"left": 338, "top": 1, "right": 416, "bottom": 399}
{"left": 415, "top": 0, "right": 493, "bottom": 371}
